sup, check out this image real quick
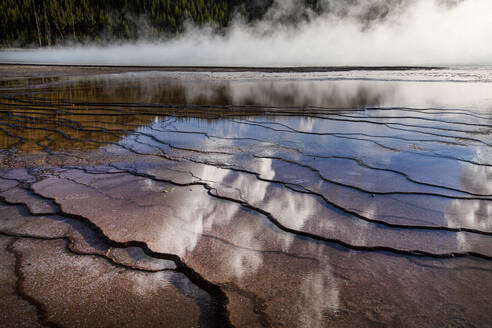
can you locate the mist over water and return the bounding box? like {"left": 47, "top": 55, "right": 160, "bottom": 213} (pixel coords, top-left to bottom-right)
{"left": 1, "top": 0, "right": 492, "bottom": 66}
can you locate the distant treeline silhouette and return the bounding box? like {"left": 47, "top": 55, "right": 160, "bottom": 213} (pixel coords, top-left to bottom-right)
{"left": 0, "top": 0, "right": 287, "bottom": 47}
{"left": 1, "top": 0, "right": 400, "bottom": 47}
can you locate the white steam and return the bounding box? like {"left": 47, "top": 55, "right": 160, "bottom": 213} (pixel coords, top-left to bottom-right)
{"left": 1, "top": 0, "right": 491, "bottom": 66}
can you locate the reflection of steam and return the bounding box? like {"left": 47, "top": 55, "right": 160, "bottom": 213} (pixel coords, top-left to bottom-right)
{"left": 87, "top": 74, "right": 394, "bottom": 108}
{"left": 76, "top": 71, "right": 492, "bottom": 109}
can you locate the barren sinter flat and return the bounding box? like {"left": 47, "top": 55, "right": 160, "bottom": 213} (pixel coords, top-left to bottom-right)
{"left": 0, "top": 65, "right": 491, "bottom": 328}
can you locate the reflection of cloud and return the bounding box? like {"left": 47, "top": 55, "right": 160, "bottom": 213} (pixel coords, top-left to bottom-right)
{"left": 153, "top": 187, "right": 238, "bottom": 259}
{"left": 148, "top": 158, "right": 269, "bottom": 278}
{"left": 445, "top": 160, "right": 492, "bottom": 253}
{"left": 299, "top": 117, "right": 315, "bottom": 132}
{"left": 130, "top": 272, "right": 171, "bottom": 297}
{"left": 178, "top": 155, "right": 334, "bottom": 278}
{"left": 459, "top": 164, "right": 492, "bottom": 195}
{"left": 196, "top": 158, "right": 319, "bottom": 229}
{"left": 140, "top": 178, "right": 162, "bottom": 192}
{"left": 298, "top": 271, "right": 339, "bottom": 328}
{"left": 188, "top": 159, "right": 342, "bottom": 317}
{"left": 446, "top": 199, "right": 491, "bottom": 231}
{"left": 446, "top": 164, "right": 492, "bottom": 231}
{"left": 220, "top": 221, "right": 264, "bottom": 279}
{"left": 264, "top": 189, "right": 320, "bottom": 231}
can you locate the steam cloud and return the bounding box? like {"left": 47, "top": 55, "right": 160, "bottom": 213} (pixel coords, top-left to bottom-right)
{"left": 1, "top": 0, "right": 491, "bottom": 66}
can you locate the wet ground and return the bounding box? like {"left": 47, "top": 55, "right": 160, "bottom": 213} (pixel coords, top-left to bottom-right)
{"left": 0, "top": 64, "right": 491, "bottom": 327}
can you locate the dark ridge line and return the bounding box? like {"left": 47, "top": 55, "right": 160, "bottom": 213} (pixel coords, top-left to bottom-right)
{"left": 332, "top": 114, "right": 492, "bottom": 134}
{"left": 5, "top": 237, "right": 66, "bottom": 328}
{"left": 143, "top": 125, "right": 488, "bottom": 198}
{"left": 1, "top": 100, "right": 490, "bottom": 135}
{"left": 65, "top": 166, "right": 308, "bottom": 261}
{"left": 329, "top": 115, "right": 492, "bottom": 136}
{"left": 2, "top": 99, "right": 475, "bottom": 124}
{"left": 0, "top": 62, "right": 445, "bottom": 72}
{"left": 0, "top": 126, "right": 25, "bottom": 150}
{"left": 1, "top": 116, "right": 490, "bottom": 202}
{"left": 281, "top": 183, "right": 492, "bottom": 236}
{"left": 105, "top": 118, "right": 491, "bottom": 194}
{"left": 4, "top": 98, "right": 364, "bottom": 115}
{"left": 6, "top": 112, "right": 85, "bottom": 129}
{"left": 4, "top": 157, "right": 492, "bottom": 261}
{"left": 0, "top": 230, "right": 175, "bottom": 274}
{"left": 0, "top": 183, "right": 19, "bottom": 194}
{"left": 2, "top": 172, "right": 324, "bottom": 271}
{"left": 0, "top": 117, "right": 238, "bottom": 159}
{"left": 188, "top": 161, "right": 492, "bottom": 236}
{"left": 374, "top": 122, "right": 492, "bottom": 148}
{"left": 0, "top": 121, "right": 117, "bottom": 149}
{"left": 5, "top": 188, "right": 234, "bottom": 328}
{"left": 374, "top": 108, "right": 492, "bottom": 121}
{"left": 58, "top": 111, "right": 492, "bottom": 140}
{"left": 220, "top": 282, "right": 270, "bottom": 328}
{"left": 405, "top": 256, "right": 492, "bottom": 272}
{"left": 228, "top": 112, "right": 492, "bottom": 146}
{"left": 256, "top": 155, "right": 492, "bottom": 200}
{"left": 0, "top": 95, "right": 402, "bottom": 116}
{"left": 133, "top": 132, "right": 238, "bottom": 156}
{"left": 4, "top": 104, "right": 488, "bottom": 142}
{"left": 2, "top": 126, "right": 469, "bottom": 161}
{"left": 12, "top": 95, "right": 492, "bottom": 118}
{"left": 129, "top": 136, "right": 492, "bottom": 201}
{"left": 201, "top": 232, "right": 320, "bottom": 264}
{"left": 26, "top": 166, "right": 492, "bottom": 282}
{"left": 154, "top": 125, "right": 468, "bottom": 149}
{"left": 9, "top": 94, "right": 492, "bottom": 124}
{"left": 1, "top": 231, "right": 217, "bottom": 326}
{"left": 256, "top": 153, "right": 487, "bottom": 198}
{"left": 234, "top": 119, "right": 492, "bottom": 166}
{"left": 11, "top": 161, "right": 492, "bottom": 264}
{"left": 1, "top": 113, "right": 491, "bottom": 233}
{"left": 101, "top": 164, "right": 492, "bottom": 259}
{"left": 1, "top": 99, "right": 457, "bottom": 122}
{"left": 5, "top": 98, "right": 492, "bottom": 140}
{"left": 206, "top": 181, "right": 492, "bottom": 261}
{"left": 335, "top": 134, "right": 491, "bottom": 167}
{"left": 0, "top": 98, "right": 362, "bottom": 113}
{"left": 149, "top": 126, "right": 308, "bottom": 156}
{"left": 238, "top": 117, "right": 491, "bottom": 143}
{"left": 36, "top": 175, "right": 177, "bottom": 212}
{"left": 206, "top": 187, "right": 492, "bottom": 261}
{"left": 337, "top": 113, "right": 492, "bottom": 129}
{"left": 3, "top": 114, "right": 475, "bottom": 208}
{"left": 20, "top": 128, "right": 487, "bottom": 239}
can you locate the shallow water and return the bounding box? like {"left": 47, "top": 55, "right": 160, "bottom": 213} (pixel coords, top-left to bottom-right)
{"left": 0, "top": 66, "right": 491, "bottom": 327}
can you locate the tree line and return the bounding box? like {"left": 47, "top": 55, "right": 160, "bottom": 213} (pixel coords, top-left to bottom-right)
{"left": 0, "top": 0, "right": 335, "bottom": 47}
{"left": 0, "top": 0, "right": 261, "bottom": 47}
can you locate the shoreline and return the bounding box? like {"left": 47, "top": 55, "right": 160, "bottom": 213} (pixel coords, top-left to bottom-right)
{"left": 0, "top": 62, "right": 444, "bottom": 73}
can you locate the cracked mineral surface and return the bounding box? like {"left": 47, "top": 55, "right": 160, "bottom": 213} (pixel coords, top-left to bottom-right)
{"left": 0, "top": 64, "right": 491, "bottom": 327}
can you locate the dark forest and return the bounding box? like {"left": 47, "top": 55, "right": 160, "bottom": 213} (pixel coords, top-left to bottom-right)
{"left": 0, "top": 0, "right": 286, "bottom": 46}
